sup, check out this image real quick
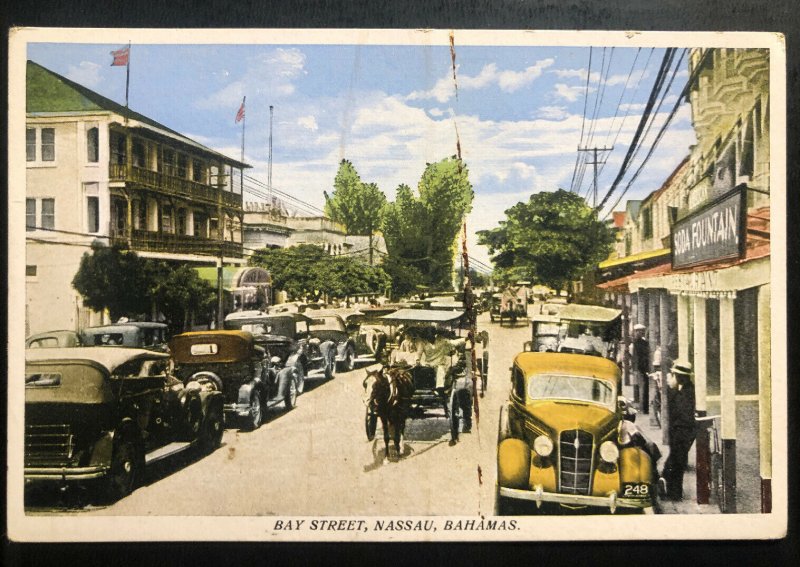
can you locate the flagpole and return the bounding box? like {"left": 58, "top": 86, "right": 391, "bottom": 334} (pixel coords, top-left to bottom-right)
{"left": 125, "top": 41, "right": 131, "bottom": 110}
{"left": 241, "top": 96, "right": 246, "bottom": 196}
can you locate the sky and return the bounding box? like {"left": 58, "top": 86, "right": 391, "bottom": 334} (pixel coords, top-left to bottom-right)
{"left": 27, "top": 41, "right": 697, "bottom": 267}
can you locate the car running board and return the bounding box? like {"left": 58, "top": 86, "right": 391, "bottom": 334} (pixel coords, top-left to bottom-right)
{"left": 145, "top": 441, "right": 193, "bottom": 464}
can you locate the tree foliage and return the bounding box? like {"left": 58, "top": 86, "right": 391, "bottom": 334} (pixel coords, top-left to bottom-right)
{"left": 72, "top": 242, "right": 215, "bottom": 330}
{"left": 477, "top": 189, "right": 614, "bottom": 291}
{"left": 382, "top": 157, "right": 473, "bottom": 291}
{"left": 249, "top": 244, "right": 390, "bottom": 301}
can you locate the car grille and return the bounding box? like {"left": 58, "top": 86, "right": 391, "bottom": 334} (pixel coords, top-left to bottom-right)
{"left": 25, "top": 424, "right": 75, "bottom": 467}
{"left": 559, "top": 429, "right": 594, "bottom": 495}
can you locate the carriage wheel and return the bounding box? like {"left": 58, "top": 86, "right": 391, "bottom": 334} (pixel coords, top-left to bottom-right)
{"left": 365, "top": 409, "right": 378, "bottom": 441}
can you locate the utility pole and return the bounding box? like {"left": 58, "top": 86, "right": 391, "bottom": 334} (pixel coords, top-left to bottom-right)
{"left": 268, "top": 105, "right": 274, "bottom": 200}
{"left": 577, "top": 145, "right": 613, "bottom": 208}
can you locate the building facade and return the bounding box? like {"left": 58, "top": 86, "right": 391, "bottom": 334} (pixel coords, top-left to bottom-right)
{"left": 26, "top": 61, "right": 249, "bottom": 335}
{"left": 597, "top": 48, "right": 771, "bottom": 514}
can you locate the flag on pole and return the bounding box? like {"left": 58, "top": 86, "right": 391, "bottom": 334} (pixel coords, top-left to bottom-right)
{"left": 235, "top": 97, "right": 246, "bottom": 123}
{"left": 110, "top": 46, "right": 130, "bottom": 67}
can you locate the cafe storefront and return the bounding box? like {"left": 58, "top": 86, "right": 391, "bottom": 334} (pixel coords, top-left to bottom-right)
{"left": 598, "top": 186, "right": 771, "bottom": 514}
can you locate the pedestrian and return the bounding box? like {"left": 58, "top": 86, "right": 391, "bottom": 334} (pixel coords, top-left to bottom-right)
{"left": 631, "top": 323, "right": 651, "bottom": 413}
{"left": 659, "top": 360, "right": 696, "bottom": 501}
{"left": 446, "top": 350, "right": 473, "bottom": 446}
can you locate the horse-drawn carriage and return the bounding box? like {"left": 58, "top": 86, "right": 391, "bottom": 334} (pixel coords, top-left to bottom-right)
{"left": 362, "top": 308, "right": 488, "bottom": 458}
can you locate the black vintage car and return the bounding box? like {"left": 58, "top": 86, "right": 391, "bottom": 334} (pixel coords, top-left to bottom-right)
{"left": 169, "top": 330, "right": 299, "bottom": 430}
{"left": 308, "top": 310, "right": 358, "bottom": 371}
{"left": 25, "top": 347, "right": 224, "bottom": 501}
{"left": 224, "top": 312, "right": 337, "bottom": 383}
{"left": 80, "top": 322, "right": 169, "bottom": 351}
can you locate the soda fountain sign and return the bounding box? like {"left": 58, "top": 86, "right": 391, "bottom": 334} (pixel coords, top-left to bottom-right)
{"left": 671, "top": 185, "right": 746, "bottom": 269}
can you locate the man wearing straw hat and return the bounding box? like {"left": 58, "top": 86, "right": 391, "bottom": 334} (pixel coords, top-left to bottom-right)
{"left": 659, "top": 360, "right": 697, "bottom": 501}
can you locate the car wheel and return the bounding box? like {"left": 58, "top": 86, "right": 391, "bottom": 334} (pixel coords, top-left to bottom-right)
{"left": 365, "top": 408, "right": 378, "bottom": 441}
{"left": 284, "top": 374, "right": 298, "bottom": 410}
{"left": 199, "top": 407, "right": 223, "bottom": 453}
{"left": 339, "top": 346, "right": 355, "bottom": 372}
{"left": 325, "top": 352, "right": 336, "bottom": 380}
{"left": 105, "top": 438, "right": 139, "bottom": 501}
{"left": 245, "top": 391, "right": 263, "bottom": 430}
{"left": 295, "top": 365, "right": 306, "bottom": 394}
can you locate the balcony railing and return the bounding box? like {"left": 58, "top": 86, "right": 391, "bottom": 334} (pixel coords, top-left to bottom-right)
{"left": 110, "top": 228, "right": 242, "bottom": 258}
{"left": 109, "top": 163, "right": 243, "bottom": 209}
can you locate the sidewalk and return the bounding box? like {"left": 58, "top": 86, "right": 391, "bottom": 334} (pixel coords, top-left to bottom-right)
{"left": 621, "top": 382, "right": 720, "bottom": 515}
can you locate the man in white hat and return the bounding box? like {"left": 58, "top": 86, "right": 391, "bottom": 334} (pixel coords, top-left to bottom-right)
{"left": 659, "top": 359, "right": 696, "bottom": 501}
{"left": 631, "top": 323, "right": 651, "bottom": 413}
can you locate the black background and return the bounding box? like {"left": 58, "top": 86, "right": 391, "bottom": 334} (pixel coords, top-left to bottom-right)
{"left": 3, "top": 1, "right": 799, "bottom": 565}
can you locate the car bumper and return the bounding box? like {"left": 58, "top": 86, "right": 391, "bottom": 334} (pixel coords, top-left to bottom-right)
{"left": 498, "top": 486, "right": 651, "bottom": 513}
{"left": 25, "top": 465, "right": 109, "bottom": 482}
{"left": 224, "top": 403, "right": 254, "bottom": 418}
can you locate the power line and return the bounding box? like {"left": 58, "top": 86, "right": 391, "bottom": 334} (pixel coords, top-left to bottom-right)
{"left": 569, "top": 47, "right": 593, "bottom": 193}
{"left": 595, "top": 48, "right": 676, "bottom": 211}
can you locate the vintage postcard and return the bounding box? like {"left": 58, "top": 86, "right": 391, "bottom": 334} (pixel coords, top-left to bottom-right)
{"left": 7, "top": 28, "right": 786, "bottom": 541}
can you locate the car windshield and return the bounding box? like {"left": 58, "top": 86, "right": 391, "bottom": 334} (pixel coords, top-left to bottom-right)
{"left": 528, "top": 373, "right": 616, "bottom": 407}
{"left": 310, "top": 316, "right": 345, "bottom": 332}
{"left": 259, "top": 318, "right": 295, "bottom": 337}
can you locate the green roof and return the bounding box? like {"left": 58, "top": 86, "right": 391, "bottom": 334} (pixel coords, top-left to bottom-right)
{"left": 26, "top": 60, "right": 249, "bottom": 168}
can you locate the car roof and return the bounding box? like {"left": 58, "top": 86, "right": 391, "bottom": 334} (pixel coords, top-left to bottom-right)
{"left": 308, "top": 310, "right": 345, "bottom": 319}
{"left": 26, "top": 347, "right": 169, "bottom": 372}
{"left": 83, "top": 322, "right": 167, "bottom": 332}
{"left": 513, "top": 352, "right": 620, "bottom": 382}
{"left": 557, "top": 304, "right": 622, "bottom": 323}
{"left": 381, "top": 308, "right": 465, "bottom": 323}
{"left": 225, "top": 310, "right": 269, "bottom": 320}
{"left": 26, "top": 330, "right": 80, "bottom": 340}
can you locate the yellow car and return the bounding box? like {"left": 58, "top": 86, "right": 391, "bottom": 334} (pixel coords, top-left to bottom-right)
{"left": 496, "top": 352, "right": 655, "bottom": 514}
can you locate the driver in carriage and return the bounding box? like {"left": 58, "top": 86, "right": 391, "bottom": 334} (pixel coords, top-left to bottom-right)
{"left": 418, "top": 327, "right": 466, "bottom": 390}
{"left": 390, "top": 326, "right": 423, "bottom": 367}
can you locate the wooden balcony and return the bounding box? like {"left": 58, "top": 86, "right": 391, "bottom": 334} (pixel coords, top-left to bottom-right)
{"left": 111, "top": 228, "right": 242, "bottom": 258}
{"left": 109, "top": 163, "right": 243, "bottom": 210}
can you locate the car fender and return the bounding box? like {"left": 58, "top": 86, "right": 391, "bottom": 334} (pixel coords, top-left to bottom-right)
{"left": 497, "top": 438, "right": 531, "bottom": 489}
{"left": 619, "top": 446, "right": 654, "bottom": 484}
{"left": 87, "top": 431, "right": 115, "bottom": 467}
{"left": 237, "top": 382, "right": 260, "bottom": 406}
{"left": 199, "top": 389, "right": 224, "bottom": 415}
{"left": 319, "top": 340, "right": 336, "bottom": 360}
{"left": 276, "top": 367, "right": 295, "bottom": 398}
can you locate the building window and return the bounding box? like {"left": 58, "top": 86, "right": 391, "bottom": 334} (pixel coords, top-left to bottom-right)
{"left": 132, "top": 140, "right": 147, "bottom": 168}
{"left": 194, "top": 211, "right": 207, "bottom": 238}
{"left": 163, "top": 148, "right": 176, "bottom": 176}
{"left": 162, "top": 204, "right": 173, "bottom": 233}
{"left": 177, "top": 209, "right": 187, "bottom": 235}
{"left": 192, "top": 159, "right": 204, "bottom": 183}
{"left": 26, "top": 198, "right": 36, "bottom": 231}
{"left": 26, "top": 265, "right": 38, "bottom": 278}
{"left": 641, "top": 207, "right": 653, "bottom": 240}
{"left": 110, "top": 131, "right": 126, "bottom": 165}
{"left": 41, "top": 128, "right": 55, "bottom": 162}
{"left": 177, "top": 154, "right": 188, "bottom": 178}
{"left": 41, "top": 198, "right": 55, "bottom": 230}
{"left": 26, "top": 128, "right": 36, "bottom": 161}
{"left": 136, "top": 200, "right": 148, "bottom": 230}
{"left": 87, "top": 127, "right": 99, "bottom": 163}
{"left": 87, "top": 196, "right": 100, "bottom": 233}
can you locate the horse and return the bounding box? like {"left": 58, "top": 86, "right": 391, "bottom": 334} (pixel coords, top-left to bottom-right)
{"left": 363, "top": 365, "right": 414, "bottom": 462}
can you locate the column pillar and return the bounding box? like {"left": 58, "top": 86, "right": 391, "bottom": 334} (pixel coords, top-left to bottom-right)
{"left": 622, "top": 293, "right": 631, "bottom": 386}
{"left": 719, "top": 294, "right": 737, "bottom": 513}
{"left": 677, "top": 295, "right": 691, "bottom": 361}
{"left": 757, "top": 284, "right": 772, "bottom": 513}
{"left": 659, "top": 292, "right": 673, "bottom": 445}
{"left": 693, "top": 295, "right": 710, "bottom": 503}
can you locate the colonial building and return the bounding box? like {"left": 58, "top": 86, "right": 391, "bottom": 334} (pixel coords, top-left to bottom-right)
{"left": 597, "top": 48, "right": 771, "bottom": 514}
{"left": 25, "top": 61, "right": 249, "bottom": 335}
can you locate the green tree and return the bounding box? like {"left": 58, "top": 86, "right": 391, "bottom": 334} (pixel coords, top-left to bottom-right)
{"left": 382, "top": 157, "right": 473, "bottom": 291}
{"left": 249, "top": 244, "right": 389, "bottom": 301}
{"left": 151, "top": 263, "right": 216, "bottom": 334}
{"left": 477, "top": 189, "right": 614, "bottom": 292}
{"left": 324, "top": 160, "right": 387, "bottom": 265}
{"left": 72, "top": 242, "right": 153, "bottom": 321}
{"left": 380, "top": 254, "right": 424, "bottom": 299}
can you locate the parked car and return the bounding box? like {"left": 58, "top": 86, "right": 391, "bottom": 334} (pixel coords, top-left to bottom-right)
{"left": 525, "top": 303, "right": 622, "bottom": 360}
{"left": 307, "top": 310, "right": 358, "bottom": 371}
{"left": 341, "top": 307, "right": 397, "bottom": 364}
{"left": 170, "top": 330, "right": 299, "bottom": 430}
{"left": 495, "top": 352, "right": 655, "bottom": 514}
{"left": 223, "top": 312, "right": 336, "bottom": 381}
{"left": 24, "top": 347, "right": 223, "bottom": 501}
{"left": 80, "top": 322, "right": 169, "bottom": 351}
{"left": 25, "top": 330, "right": 82, "bottom": 349}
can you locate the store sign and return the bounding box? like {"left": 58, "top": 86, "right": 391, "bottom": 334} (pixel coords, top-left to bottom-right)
{"left": 671, "top": 185, "right": 746, "bottom": 269}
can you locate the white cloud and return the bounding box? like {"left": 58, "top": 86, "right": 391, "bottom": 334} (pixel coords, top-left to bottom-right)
{"left": 406, "top": 58, "right": 555, "bottom": 103}
{"left": 554, "top": 83, "right": 592, "bottom": 102}
{"left": 196, "top": 47, "right": 307, "bottom": 109}
{"left": 428, "top": 107, "right": 444, "bottom": 117}
{"left": 297, "top": 115, "right": 318, "bottom": 131}
{"left": 619, "top": 102, "right": 647, "bottom": 112}
{"left": 537, "top": 105, "right": 570, "bottom": 120}
{"left": 66, "top": 61, "right": 102, "bottom": 88}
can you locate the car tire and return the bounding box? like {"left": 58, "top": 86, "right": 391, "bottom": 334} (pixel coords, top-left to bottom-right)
{"left": 325, "top": 351, "right": 336, "bottom": 380}
{"left": 284, "top": 374, "right": 298, "bottom": 410}
{"left": 199, "top": 407, "right": 224, "bottom": 454}
{"left": 494, "top": 484, "right": 522, "bottom": 516}
{"left": 245, "top": 391, "right": 263, "bottom": 430}
{"left": 104, "top": 438, "right": 139, "bottom": 502}
{"left": 339, "top": 346, "right": 355, "bottom": 372}
{"left": 295, "top": 365, "right": 306, "bottom": 394}
{"left": 365, "top": 408, "right": 378, "bottom": 441}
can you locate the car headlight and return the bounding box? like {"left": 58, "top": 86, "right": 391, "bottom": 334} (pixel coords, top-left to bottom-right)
{"left": 533, "top": 435, "right": 554, "bottom": 457}
{"left": 599, "top": 440, "right": 620, "bottom": 463}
